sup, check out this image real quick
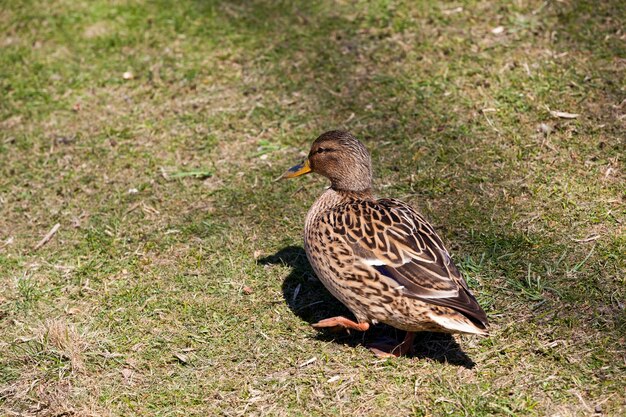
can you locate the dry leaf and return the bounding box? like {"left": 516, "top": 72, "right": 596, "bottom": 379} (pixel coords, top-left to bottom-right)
{"left": 442, "top": 6, "right": 463, "bottom": 15}
{"left": 121, "top": 368, "right": 133, "bottom": 384}
{"left": 243, "top": 285, "right": 253, "bottom": 295}
{"left": 538, "top": 123, "right": 552, "bottom": 135}
{"left": 491, "top": 26, "right": 505, "bottom": 35}
{"left": 131, "top": 342, "right": 145, "bottom": 352}
{"left": 173, "top": 352, "right": 189, "bottom": 364}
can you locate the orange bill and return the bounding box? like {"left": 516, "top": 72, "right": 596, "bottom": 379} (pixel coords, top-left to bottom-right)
{"left": 279, "top": 159, "right": 312, "bottom": 179}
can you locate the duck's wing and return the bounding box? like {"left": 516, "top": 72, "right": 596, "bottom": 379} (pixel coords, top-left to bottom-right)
{"left": 332, "top": 198, "right": 488, "bottom": 329}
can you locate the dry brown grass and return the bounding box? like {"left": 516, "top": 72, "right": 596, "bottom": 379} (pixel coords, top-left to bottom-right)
{"left": 1, "top": 320, "right": 113, "bottom": 417}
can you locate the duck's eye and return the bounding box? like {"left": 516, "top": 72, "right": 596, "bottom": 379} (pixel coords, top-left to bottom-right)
{"left": 317, "top": 147, "right": 330, "bottom": 154}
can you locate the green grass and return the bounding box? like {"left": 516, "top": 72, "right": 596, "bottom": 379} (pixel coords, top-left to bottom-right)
{"left": 1, "top": 0, "right": 624, "bottom": 415}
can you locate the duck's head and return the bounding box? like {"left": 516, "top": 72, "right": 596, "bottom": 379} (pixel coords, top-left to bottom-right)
{"left": 280, "top": 130, "right": 372, "bottom": 192}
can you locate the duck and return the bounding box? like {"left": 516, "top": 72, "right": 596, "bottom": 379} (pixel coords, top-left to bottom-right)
{"left": 279, "top": 130, "right": 489, "bottom": 357}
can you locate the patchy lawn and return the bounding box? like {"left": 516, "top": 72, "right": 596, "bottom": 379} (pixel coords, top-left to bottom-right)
{"left": 0, "top": 0, "right": 624, "bottom": 415}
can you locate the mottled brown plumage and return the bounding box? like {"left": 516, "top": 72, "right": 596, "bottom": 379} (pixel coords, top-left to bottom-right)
{"left": 280, "top": 130, "right": 488, "bottom": 357}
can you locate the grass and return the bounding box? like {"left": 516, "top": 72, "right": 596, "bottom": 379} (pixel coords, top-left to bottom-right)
{"left": 0, "top": 0, "right": 624, "bottom": 415}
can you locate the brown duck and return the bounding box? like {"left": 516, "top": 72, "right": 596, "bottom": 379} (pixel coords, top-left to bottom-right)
{"left": 280, "top": 130, "right": 488, "bottom": 357}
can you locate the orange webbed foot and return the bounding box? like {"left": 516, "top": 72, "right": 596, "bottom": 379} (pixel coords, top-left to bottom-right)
{"left": 311, "top": 316, "right": 370, "bottom": 332}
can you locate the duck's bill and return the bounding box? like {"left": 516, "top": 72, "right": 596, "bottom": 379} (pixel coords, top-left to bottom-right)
{"left": 277, "top": 159, "right": 312, "bottom": 180}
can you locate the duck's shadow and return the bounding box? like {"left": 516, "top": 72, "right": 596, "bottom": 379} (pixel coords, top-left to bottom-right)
{"left": 259, "top": 245, "right": 476, "bottom": 369}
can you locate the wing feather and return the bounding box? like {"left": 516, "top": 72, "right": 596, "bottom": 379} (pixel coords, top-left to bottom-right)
{"left": 331, "top": 198, "right": 488, "bottom": 328}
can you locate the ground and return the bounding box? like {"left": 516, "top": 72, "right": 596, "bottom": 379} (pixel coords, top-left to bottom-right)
{"left": 0, "top": 0, "right": 624, "bottom": 416}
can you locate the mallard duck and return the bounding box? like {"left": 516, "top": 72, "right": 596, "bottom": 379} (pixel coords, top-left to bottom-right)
{"left": 279, "top": 130, "right": 488, "bottom": 357}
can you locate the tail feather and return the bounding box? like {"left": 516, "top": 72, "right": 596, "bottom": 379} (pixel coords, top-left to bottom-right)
{"left": 428, "top": 313, "right": 489, "bottom": 336}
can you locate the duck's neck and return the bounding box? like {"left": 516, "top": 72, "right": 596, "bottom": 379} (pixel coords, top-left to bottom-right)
{"left": 331, "top": 187, "right": 374, "bottom": 200}
{"left": 304, "top": 188, "right": 374, "bottom": 232}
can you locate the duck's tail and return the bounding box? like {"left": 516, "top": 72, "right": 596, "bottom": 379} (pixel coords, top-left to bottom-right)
{"left": 428, "top": 312, "right": 489, "bottom": 336}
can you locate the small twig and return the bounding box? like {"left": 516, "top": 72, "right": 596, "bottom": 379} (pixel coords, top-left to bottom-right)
{"left": 298, "top": 357, "right": 317, "bottom": 368}
{"left": 324, "top": 86, "right": 342, "bottom": 97}
{"left": 125, "top": 201, "right": 141, "bottom": 215}
{"left": 572, "top": 234, "right": 600, "bottom": 243}
{"left": 570, "top": 390, "right": 593, "bottom": 413}
{"left": 33, "top": 223, "right": 60, "bottom": 251}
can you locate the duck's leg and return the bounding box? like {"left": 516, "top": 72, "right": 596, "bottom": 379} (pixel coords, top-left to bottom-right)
{"left": 368, "top": 331, "right": 416, "bottom": 358}
{"left": 311, "top": 316, "right": 370, "bottom": 331}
